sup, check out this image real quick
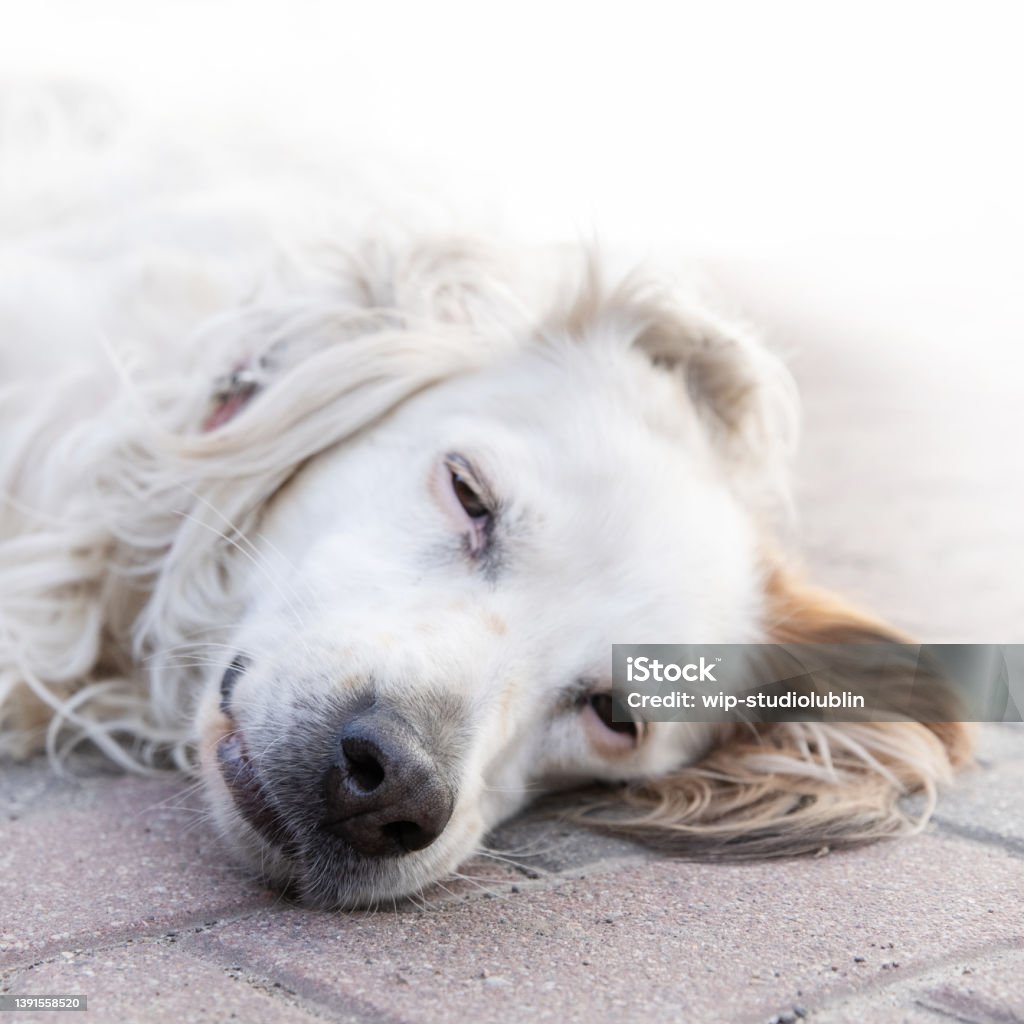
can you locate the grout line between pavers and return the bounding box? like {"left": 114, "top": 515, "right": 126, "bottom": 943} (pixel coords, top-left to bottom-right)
{"left": 910, "top": 995, "right": 995, "bottom": 1024}
{"left": 418, "top": 851, "right": 659, "bottom": 909}
{"left": 931, "top": 818, "right": 1024, "bottom": 859}
{"left": 180, "top": 927, "right": 409, "bottom": 1024}
{"left": 0, "top": 900, "right": 274, "bottom": 976}
{"left": 790, "top": 938, "right": 1024, "bottom": 1021}
{"left": 160, "top": 939, "right": 370, "bottom": 1024}
{"left": 1, "top": 928, "right": 358, "bottom": 1024}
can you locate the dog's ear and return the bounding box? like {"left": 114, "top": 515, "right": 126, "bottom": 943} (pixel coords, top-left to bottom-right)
{"left": 553, "top": 259, "right": 798, "bottom": 517}
{"left": 582, "top": 565, "right": 973, "bottom": 858}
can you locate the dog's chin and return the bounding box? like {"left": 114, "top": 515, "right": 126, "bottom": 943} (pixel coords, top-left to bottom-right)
{"left": 198, "top": 709, "right": 481, "bottom": 909}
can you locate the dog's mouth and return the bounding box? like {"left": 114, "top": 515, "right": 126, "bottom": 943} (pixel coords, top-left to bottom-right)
{"left": 215, "top": 655, "right": 290, "bottom": 846}
{"left": 216, "top": 723, "right": 293, "bottom": 849}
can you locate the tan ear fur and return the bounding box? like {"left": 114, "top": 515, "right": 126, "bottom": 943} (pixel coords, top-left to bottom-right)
{"left": 582, "top": 564, "right": 973, "bottom": 858}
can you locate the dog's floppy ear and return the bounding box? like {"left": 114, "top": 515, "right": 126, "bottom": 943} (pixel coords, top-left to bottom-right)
{"left": 583, "top": 565, "right": 973, "bottom": 858}
{"left": 552, "top": 258, "right": 798, "bottom": 517}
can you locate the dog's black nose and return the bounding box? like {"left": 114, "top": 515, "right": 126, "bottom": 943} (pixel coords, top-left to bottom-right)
{"left": 320, "top": 713, "right": 454, "bottom": 857}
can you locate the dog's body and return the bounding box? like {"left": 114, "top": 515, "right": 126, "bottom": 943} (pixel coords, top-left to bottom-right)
{"left": 0, "top": 90, "right": 970, "bottom": 907}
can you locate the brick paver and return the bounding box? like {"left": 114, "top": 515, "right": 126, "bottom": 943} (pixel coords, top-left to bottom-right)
{"left": 812, "top": 947, "right": 1024, "bottom": 1024}
{"left": 0, "top": 770, "right": 272, "bottom": 969}
{"left": 3, "top": 944, "right": 327, "bottom": 1024}
{"left": 929, "top": 726, "right": 1024, "bottom": 850}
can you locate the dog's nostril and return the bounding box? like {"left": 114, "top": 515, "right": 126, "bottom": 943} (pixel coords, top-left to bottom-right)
{"left": 342, "top": 742, "right": 385, "bottom": 793}
{"left": 381, "top": 820, "right": 436, "bottom": 853}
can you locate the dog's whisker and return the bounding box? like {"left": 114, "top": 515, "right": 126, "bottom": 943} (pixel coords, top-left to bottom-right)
{"left": 479, "top": 834, "right": 563, "bottom": 859}
{"left": 472, "top": 849, "right": 549, "bottom": 876}
{"left": 172, "top": 510, "right": 316, "bottom": 649}
{"left": 447, "top": 869, "right": 520, "bottom": 893}
{"left": 144, "top": 640, "right": 257, "bottom": 661}
{"left": 175, "top": 484, "right": 319, "bottom": 619}
{"left": 133, "top": 778, "right": 207, "bottom": 818}
{"left": 181, "top": 489, "right": 322, "bottom": 642}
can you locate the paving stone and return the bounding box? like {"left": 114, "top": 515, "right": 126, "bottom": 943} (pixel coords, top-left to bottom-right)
{"left": 484, "top": 795, "right": 660, "bottom": 876}
{"left": 917, "top": 949, "right": 1024, "bottom": 1024}
{"left": 809, "top": 1003, "right": 951, "bottom": 1023}
{"left": 415, "top": 855, "right": 530, "bottom": 905}
{"left": 0, "top": 755, "right": 117, "bottom": 816}
{"left": 0, "top": 769, "right": 272, "bottom": 968}
{"left": 812, "top": 946, "right": 1024, "bottom": 1024}
{"left": 1, "top": 942, "right": 328, "bottom": 1024}
{"left": 185, "top": 833, "right": 1024, "bottom": 1024}
{"left": 903, "top": 726, "right": 1024, "bottom": 853}
{"left": 931, "top": 763, "right": 1024, "bottom": 852}
{"left": 974, "top": 723, "right": 1024, "bottom": 766}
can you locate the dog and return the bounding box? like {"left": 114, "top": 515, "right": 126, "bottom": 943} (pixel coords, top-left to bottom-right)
{"left": 0, "top": 88, "right": 971, "bottom": 907}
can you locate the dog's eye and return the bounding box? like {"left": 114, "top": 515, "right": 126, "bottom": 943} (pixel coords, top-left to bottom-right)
{"left": 449, "top": 465, "right": 490, "bottom": 519}
{"left": 583, "top": 692, "right": 641, "bottom": 757}
{"left": 582, "top": 690, "right": 642, "bottom": 755}
{"left": 588, "top": 693, "right": 638, "bottom": 738}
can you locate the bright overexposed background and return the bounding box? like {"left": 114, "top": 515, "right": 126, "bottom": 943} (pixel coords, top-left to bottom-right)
{"left": 5, "top": 1, "right": 1022, "bottom": 249}
{"left": 5, "top": 2, "right": 1023, "bottom": 357}
{"left": 5, "top": 0, "right": 1024, "bottom": 635}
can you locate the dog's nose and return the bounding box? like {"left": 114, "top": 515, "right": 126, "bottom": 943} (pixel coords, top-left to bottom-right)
{"left": 320, "top": 713, "right": 454, "bottom": 857}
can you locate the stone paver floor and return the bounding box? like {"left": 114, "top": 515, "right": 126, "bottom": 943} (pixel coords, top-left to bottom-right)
{"left": 1, "top": 725, "right": 1022, "bottom": 1023}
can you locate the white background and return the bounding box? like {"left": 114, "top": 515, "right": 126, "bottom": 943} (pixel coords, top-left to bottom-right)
{"left": 5, "top": 1, "right": 1022, "bottom": 251}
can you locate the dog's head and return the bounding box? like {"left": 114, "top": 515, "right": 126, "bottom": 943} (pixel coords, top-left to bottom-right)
{"left": 139, "top": 242, "right": 962, "bottom": 906}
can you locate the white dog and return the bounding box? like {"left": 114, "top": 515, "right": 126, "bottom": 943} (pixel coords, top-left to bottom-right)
{"left": 0, "top": 88, "right": 969, "bottom": 907}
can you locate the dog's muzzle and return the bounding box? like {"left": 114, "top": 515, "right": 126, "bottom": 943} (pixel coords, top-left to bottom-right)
{"left": 215, "top": 658, "right": 463, "bottom": 886}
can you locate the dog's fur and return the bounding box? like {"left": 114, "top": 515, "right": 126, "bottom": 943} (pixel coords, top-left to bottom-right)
{"left": 0, "top": 88, "right": 971, "bottom": 907}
